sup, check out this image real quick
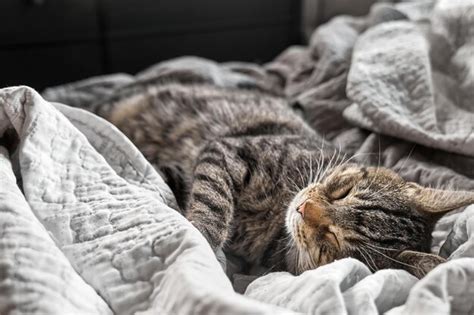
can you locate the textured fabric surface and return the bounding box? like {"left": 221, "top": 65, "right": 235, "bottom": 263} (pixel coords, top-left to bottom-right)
{"left": 0, "top": 148, "right": 112, "bottom": 315}
{"left": 0, "top": 87, "right": 290, "bottom": 315}
{"left": 8, "top": 0, "right": 474, "bottom": 314}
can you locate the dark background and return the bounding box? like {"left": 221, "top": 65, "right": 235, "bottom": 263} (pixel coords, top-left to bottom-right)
{"left": 0, "top": 0, "right": 301, "bottom": 90}
{"left": 0, "top": 0, "right": 377, "bottom": 91}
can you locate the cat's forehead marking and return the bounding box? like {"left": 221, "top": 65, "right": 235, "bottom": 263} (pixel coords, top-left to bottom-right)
{"left": 365, "top": 166, "right": 403, "bottom": 182}
{"left": 330, "top": 165, "right": 403, "bottom": 183}
{"left": 325, "top": 165, "right": 365, "bottom": 182}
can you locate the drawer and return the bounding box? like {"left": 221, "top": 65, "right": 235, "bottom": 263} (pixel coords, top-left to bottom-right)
{"left": 107, "top": 25, "right": 293, "bottom": 73}
{"left": 0, "top": 0, "right": 99, "bottom": 46}
{"left": 0, "top": 43, "right": 103, "bottom": 90}
{"left": 101, "top": 0, "right": 298, "bottom": 38}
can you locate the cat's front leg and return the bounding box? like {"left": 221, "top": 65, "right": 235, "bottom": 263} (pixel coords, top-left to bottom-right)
{"left": 186, "top": 140, "right": 246, "bottom": 251}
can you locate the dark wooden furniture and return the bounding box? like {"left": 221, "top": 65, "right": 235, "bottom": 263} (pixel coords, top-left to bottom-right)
{"left": 0, "top": 0, "right": 301, "bottom": 90}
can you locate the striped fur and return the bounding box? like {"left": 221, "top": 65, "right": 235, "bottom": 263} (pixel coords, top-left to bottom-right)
{"left": 93, "top": 83, "right": 474, "bottom": 277}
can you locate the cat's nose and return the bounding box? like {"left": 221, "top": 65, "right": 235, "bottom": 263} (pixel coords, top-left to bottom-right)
{"left": 296, "top": 201, "right": 306, "bottom": 218}
{"left": 302, "top": 200, "right": 327, "bottom": 224}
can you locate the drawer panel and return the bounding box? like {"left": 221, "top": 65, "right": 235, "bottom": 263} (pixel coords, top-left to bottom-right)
{"left": 102, "top": 0, "right": 297, "bottom": 37}
{"left": 0, "top": 0, "right": 99, "bottom": 46}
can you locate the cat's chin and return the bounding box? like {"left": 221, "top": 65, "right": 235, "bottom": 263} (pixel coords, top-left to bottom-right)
{"left": 285, "top": 242, "right": 340, "bottom": 275}
{"left": 284, "top": 243, "right": 302, "bottom": 275}
{"left": 284, "top": 241, "right": 327, "bottom": 275}
{"left": 284, "top": 209, "right": 341, "bottom": 275}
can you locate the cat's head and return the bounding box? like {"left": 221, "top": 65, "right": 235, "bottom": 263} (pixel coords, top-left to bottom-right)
{"left": 285, "top": 163, "right": 474, "bottom": 278}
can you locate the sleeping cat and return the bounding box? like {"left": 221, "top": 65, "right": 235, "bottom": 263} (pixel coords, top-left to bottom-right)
{"left": 92, "top": 83, "right": 474, "bottom": 278}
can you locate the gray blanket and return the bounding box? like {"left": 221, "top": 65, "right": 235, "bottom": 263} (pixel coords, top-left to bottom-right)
{"left": 37, "top": 0, "right": 474, "bottom": 313}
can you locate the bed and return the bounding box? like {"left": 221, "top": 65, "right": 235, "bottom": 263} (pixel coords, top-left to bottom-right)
{"left": 1, "top": 0, "right": 474, "bottom": 314}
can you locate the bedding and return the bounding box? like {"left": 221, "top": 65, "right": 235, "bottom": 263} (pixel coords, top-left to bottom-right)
{"left": 0, "top": 87, "right": 289, "bottom": 315}
{"left": 2, "top": 0, "right": 474, "bottom": 314}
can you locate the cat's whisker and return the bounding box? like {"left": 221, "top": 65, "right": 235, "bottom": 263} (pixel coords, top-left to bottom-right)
{"left": 264, "top": 239, "right": 294, "bottom": 274}
{"left": 295, "top": 164, "right": 307, "bottom": 190}
{"left": 314, "top": 142, "right": 328, "bottom": 183}
{"left": 288, "top": 176, "right": 301, "bottom": 188}
{"left": 297, "top": 250, "right": 304, "bottom": 273}
{"left": 357, "top": 140, "right": 384, "bottom": 197}
{"left": 306, "top": 160, "right": 315, "bottom": 186}
{"left": 329, "top": 155, "right": 348, "bottom": 178}
{"left": 356, "top": 247, "right": 377, "bottom": 272}
{"left": 308, "top": 155, "right": 314, "bottom": 187}
{"left": 308, "top": 250, "right": 318, "bottom": 269}
{"left": 312, "top": 155, "right": 321, "bottom": 183}
{"left": 334, "top": 148, "right": 348, "bottom": 169}
{"left": 378, "top": 144, "right": 416, "bottom": 194}
{"left": 313, "top": 151, "right": 324, "bottom": 183}
{"left": 356, "top": 248, "right": 375, "bottom": 272}
{"left": 318, "top": 143, "right": 336, "bottom": 181}
{"left": 395, "top": 144, "right": 416, "bottom": 175}
{"left": 362, "top": 244, "right": 424, "bottom": 273}
{"left": 272, "top": 243, "right": 298, "bottom": 275}
{"left": 360, "top": 166, "right": 385, "bottom": 199}
{"left": 342, "top": 152, "right": 378, "bottom": 166}
{"left": 311, "top": 155, "right": 319, "bottom": 185}
{"left": 280, "top": 231, "right": 294, "bottom": 243}
{"left": 288, "top": 189, "right": 300, "bottom": 196}
{"left": 288, "top": 177, "right": 303, "bottom": 194}
{"left": 363, "top": 242, "right": 400, "bottom": 252}
{"left": 319, "top": 149, "right": 339, "bottom": 182}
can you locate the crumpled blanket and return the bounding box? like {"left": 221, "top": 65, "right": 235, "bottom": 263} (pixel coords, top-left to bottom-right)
{"left": 0, "top": 87, "right": 290, "bottom": 314}
{"left": 6, "top": 0, "right": 474, "bottom": 314}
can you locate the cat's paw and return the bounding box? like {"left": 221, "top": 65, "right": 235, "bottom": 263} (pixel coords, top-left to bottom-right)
{"left": 189, "top": 219, "right": 223, "bottom": 250}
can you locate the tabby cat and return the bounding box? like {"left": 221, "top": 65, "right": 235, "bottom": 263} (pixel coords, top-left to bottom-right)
{"left": 94, "top": 83, "right": 474, "bottom": 278}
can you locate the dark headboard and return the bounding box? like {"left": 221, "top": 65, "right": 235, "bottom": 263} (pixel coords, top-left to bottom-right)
{"left": 0, "top": 0, "right": 301, "bottom": 90}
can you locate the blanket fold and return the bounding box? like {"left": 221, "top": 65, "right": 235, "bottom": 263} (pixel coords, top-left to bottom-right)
{"left": 0, "top": 87, "right": 289, "bottom": 314}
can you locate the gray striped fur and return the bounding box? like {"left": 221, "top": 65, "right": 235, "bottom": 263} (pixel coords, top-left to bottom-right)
{"left": 92, "top": 83, "right": 474, "bottom": 277}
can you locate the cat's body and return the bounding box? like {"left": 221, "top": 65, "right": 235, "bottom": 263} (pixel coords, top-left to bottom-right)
{"left": 102, "top": 84, "right": 329, "bottom": 271}
{"left": 94, "top": 83, "right": 474, "bottom": 277}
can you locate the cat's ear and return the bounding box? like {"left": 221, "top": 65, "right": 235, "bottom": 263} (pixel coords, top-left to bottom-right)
{"left": 395, "top": 250, "right": 445, "bottom": 278}
{"left": 404, "top": 183, "right": 474, "bottom": 215}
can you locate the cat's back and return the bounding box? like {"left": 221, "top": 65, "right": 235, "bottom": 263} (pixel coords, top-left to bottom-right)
{"left": 106, "top": 83, "right": 313, "bottom": 154}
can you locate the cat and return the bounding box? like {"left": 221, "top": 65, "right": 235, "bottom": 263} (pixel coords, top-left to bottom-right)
{"left": 91, "top": 82, "right": 474, "bottom": 278}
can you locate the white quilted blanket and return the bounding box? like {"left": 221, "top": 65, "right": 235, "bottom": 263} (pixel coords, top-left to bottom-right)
{"left": 0, "top": 87, "right": 289, "bottom": 315}
{"left": 2, "top": 85, "right": 474, "bottom": 314}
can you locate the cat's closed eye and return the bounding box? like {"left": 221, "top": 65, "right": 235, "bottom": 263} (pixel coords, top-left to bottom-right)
{"left": 330, "top": 185, "right": 353, "bottom": 200}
